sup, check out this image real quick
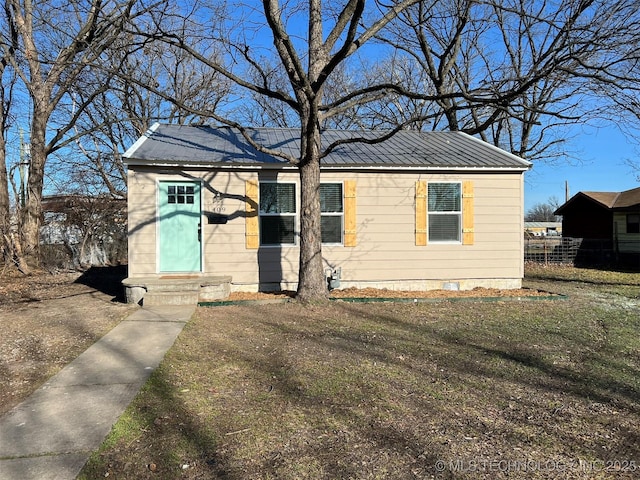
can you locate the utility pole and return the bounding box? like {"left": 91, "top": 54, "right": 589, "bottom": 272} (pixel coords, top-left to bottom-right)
{"left": 18, "top": 127, "right": 30, "bottom": 208}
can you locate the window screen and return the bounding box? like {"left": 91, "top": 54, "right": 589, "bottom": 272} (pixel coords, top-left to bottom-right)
{"left": 259, "top": 183, "right": 296, "bottom": 245}
{"left": 428, "top": 183, "right": 461, "bottom": 242}
{"left": 260, "top": 183, "right": 296, "bottom": 214}
{"left": 320, "top": 183, "right": 343, "bottom": 243}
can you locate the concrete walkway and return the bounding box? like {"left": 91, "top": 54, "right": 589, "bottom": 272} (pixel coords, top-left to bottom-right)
{"left": 0, "top": 305, "right": 195, "bottom": 480}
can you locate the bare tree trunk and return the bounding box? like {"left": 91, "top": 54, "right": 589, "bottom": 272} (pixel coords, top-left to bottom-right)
{"left": 0, "top": 144, "right": 12, "bottom": 265}
{"left": 297, "top": 111, "right": 327, "bottom": 301}
{"left": 295, "top": 0, "right": 329, "bottom": 301}
{"left": 20, "top": 109, "right": 48, "bottom": 265}
{"left": 0, "top": 34, "right": 14, "bottom": 267}
{"left": 4, "top": 233, "right": 29, "bottom": 273}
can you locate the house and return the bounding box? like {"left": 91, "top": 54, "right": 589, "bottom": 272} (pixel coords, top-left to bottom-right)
{"left": 524, "top": 222, "right": 562, "bottom": 237}
{"left": 122, "top": 124, "right": 531, "bottom": 302}
{"left": 554, "top": 187, "right": 640, "bottom": 266}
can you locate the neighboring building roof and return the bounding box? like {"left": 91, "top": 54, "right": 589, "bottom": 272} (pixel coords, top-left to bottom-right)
{"left": 524, "top": 222, "right": 562, "bottom": 229}
{"left": 555, "top": 186, "right": 640, "bottom": 214}
{"left": 580, "top": 192, "right": 620, "bottom": 209}
{"left": 614, "top": 186, "right": 640, "bottom": 209}
{"left": 123, "top": 123, "right": 531, "bottom": 171}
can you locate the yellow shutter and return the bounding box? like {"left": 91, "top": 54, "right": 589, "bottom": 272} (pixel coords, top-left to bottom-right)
{"left": 415, "top": 180, "right": 427, "bottom": 246}
{"left": 344, "top": 180, "right": 357, "bottom": 247}
{"left": 245, "top": 180, "right": 259, "bottom": 249}
{"left": 462, "top": 181, "right": 474, "bottom": 245}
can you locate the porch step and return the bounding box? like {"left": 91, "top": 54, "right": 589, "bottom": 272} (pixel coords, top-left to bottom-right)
{"left": 122, "top": 276, "right": 232, "bottom": 306}
{"left": 143, "top": 289, "right": 200, "bottom": 306}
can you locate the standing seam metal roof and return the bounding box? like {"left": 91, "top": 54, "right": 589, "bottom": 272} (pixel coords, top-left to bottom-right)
{"left": 123, "top": 123, "right": 532, "bottom": 170}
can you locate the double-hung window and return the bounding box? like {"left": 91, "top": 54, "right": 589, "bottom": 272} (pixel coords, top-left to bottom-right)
{"left": 259, "top": 183, "right": 296, "bottom": 245}
{"left": 627, "top": 214, "right": 640, "bottom": 234}
{"left": 320, "top": 183, "right": 344, "bottom": 244}
{"left": 428, "top": 183, "right": 461, "bottom": 243}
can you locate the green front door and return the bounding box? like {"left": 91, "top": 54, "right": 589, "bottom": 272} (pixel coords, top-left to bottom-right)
{"left": 159, "top": 181, "right": 202, "bottom": 272}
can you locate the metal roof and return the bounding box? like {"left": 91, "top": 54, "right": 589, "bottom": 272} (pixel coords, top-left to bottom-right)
{"left": 123, "top": 123, "right": 532, "bottom": 171}
{"left": 524, "top": 222, "right": 562, "bottom": 228}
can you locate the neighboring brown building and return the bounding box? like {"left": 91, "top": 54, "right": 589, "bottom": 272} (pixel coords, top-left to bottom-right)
{"left": 122, "top": 124, "right": 531, "bottom": 297}
{"left": 554, "top": 191, "right": 616, "bottom": 239}
{"left": 555, "top": 187, "right": 640, "bottom": 264}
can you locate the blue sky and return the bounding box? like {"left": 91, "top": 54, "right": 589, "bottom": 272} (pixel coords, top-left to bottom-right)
{"left": 524, "top": 125, "right": 639, "bottom": 212}
{"left": 231, "top": 4, "right": 639, "bottom": 214}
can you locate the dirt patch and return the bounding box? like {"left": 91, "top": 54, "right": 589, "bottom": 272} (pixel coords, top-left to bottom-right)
{"left": 228, "top": 286, "right": 554, "bottom": 301}
{"left": 0, "top": 269, "right": 137, "bottom": 416}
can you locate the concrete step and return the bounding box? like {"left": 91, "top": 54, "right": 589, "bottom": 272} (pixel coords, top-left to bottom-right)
{"left": 142, "top": 290, "right": 200, "bottom": 306}
{"left": 122, "top": 276, "right": 232, "bottom": 305}
{"left": 146, "top": 282, "right": 200, "bottom": 293}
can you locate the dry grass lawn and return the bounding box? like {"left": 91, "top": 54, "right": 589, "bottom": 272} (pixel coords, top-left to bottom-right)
{"left": 79, "top": 266, "right": 640, "bottom": 479}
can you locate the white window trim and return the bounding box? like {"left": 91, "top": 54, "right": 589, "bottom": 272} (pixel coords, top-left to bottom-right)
{"left": 259, "top": 181, "right": 298, "bottom": 247}
{"left": 320, "top": 182, "right": 345, "bottom": 246}
{"left": 428, "top": 181, "right": 462, "bottom": 244}
{"left": 256, "top": 181, "right": 348, "bottom": 247}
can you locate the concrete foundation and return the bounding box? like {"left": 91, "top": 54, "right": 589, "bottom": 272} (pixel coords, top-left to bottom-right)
{"left": 122, "top": 276, "right": 232, "bottom": 305}
{"left": 229, "top": 278, "right": 523, "bottom": 293}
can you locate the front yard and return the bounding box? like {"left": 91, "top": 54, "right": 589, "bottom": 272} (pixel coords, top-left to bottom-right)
{"left": 80, "top": 266, "right": 640, "bottom": 479}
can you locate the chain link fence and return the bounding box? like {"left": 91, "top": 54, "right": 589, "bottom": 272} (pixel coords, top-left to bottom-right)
{"left": 525, "top": 237, "right": 615, "bottom": 266}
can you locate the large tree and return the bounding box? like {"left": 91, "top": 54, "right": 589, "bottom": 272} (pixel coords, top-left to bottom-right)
{"left": 525, "top": 197, "right": 561, "bottom": 222}
{"left": 135, "top": 0, "right": 423, "bottom": 301}
{"left": 62, "top": 31, "right": 231, "bottom": 200}
{"left": 3, "top": 0, "right": 148, "bottom": 266}
{"left": 374, "top": 0, "right": 640, "bottom": 161}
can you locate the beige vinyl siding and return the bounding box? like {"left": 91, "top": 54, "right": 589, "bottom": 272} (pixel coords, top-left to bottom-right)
{"left": 126, "top": 167, "right": 525, "bottom": 289}
{"left": 126, "top": 169, "right": 160, "bottom": 276}
{"left": 201, "top": 171, "right": 300, "bottom": 286}
{"left": 322, "top": 172, "right": 523, "bottom": 284}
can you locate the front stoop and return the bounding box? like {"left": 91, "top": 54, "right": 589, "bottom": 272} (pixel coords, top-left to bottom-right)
{"left": 122, "top": 276, "right": 232, "bottom": 306}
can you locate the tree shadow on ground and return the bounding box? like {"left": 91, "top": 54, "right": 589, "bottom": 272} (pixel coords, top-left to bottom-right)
{"left": 75, "top": 265, "right": 128, "bottom": 303}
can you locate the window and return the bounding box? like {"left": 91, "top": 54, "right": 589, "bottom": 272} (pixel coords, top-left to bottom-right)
{"left": 320, "top": 183, "right": 344, "bottom": 244}
{"left": 249, "top": 181, "right": 350, "bottom": 247}
{"left": 428, "top": 183, "right": 461, "bottom": 242}
{"left": 627, "top": 214, "right": 640, "bottom": 234}
{"left": 259, "top": 183, "right": 296, "bottom": 245}
{"left": 167, "top": 185, "right": 195, "bottom": 204}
